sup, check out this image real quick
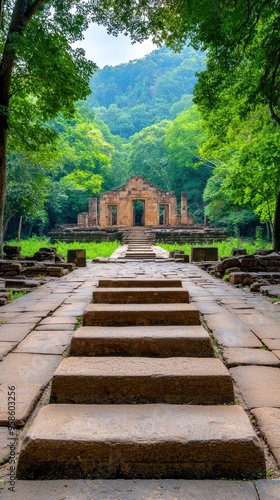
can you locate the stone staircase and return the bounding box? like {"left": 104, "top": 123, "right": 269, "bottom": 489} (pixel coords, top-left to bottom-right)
{"left": 16, "top": 279, "right": 265, "bottom": 480}
{"left": 122, "top": 228, "right": 157, "bottom": 259}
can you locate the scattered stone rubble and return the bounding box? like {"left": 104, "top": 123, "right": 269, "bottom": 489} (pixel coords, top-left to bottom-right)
{"left": 200, "top": 248, "right": 280, "bottom": 297}
{"left": 0, "top": 245, "right": 77, "bottom": 306}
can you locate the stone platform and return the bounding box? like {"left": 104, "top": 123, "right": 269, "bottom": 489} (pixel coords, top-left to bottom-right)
{"left": 0, "top": 259, "right": 280, "bottom": 497}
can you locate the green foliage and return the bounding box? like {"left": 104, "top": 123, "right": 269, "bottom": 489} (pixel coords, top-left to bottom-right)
{"left": 158, "top": 237, "right": 271, "bottom": 260}
{"left": 87, "top": 45, "right": 205, "bottom": 138}
{"left": 7, "top": 289, "right": 28, "bottom": 302}
{"left": 5, "top": 237, "right": 120, "bottom": 260}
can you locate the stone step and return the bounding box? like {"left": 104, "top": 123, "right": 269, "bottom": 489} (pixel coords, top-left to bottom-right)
{"left": 70, "top": 325, "right": 214, "bottom": 357}
{"left": 98, "top": 279, "right": 182, "bottom": 287}
{"left": 83, "top": 303, "right": 200, "bottom": 326}
{"left": 16, "top": 404, "right": 265, "bottom": 479}
{"left": 50, "top": 357, "right": 234, "bottom": 404}
{"left": 92, "top": 287, "right": 189, "bottom": 304}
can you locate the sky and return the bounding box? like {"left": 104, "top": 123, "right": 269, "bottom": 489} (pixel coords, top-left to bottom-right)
{"left": 75, "top": 23, "right": 157, "bottom": 68}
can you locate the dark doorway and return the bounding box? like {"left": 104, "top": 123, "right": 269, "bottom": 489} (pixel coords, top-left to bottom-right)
{"left": 108, "top": 205, "right": 118, "bottom": 225}
{"left": 159, "top": 204, "right": 169, "bottom": 225}
{"left": 133, "top": 200, "right": 145, "bottom": 226}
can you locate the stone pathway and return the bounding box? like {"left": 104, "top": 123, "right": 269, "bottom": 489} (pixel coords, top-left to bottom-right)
{"left": 0, "top": 259, "right": 280, "bottom": 498}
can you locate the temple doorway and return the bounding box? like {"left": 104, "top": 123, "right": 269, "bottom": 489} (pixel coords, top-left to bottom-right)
{"left": 133, "top": 200, "right": 145, "bottom": 226}
{"left": 159, "top": 204, "right": 169, "bottom": 225}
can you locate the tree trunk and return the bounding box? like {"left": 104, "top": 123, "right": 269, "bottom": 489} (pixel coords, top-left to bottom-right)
{"left": 0, "top": 123, "right": 7, "bottom": 256}
{"left": 17, "top": 215, "right": 23, "bottom": 241}
{"left": 0, "top": 0, "right": 30, "bottom": 255}
{"left": 272, "top": 185, "right": 280, "bottom": 252}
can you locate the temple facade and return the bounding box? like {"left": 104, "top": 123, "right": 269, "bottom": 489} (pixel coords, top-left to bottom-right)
{"left": 77, "top": 176, "right": 193, "bottom": 228}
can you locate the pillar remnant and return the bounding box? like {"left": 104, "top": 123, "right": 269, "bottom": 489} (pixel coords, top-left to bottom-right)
{"left": 77, "top": 212, "right": 88, "bottom": 227}
{"left": 88, "top": 198, "right": 98, "bottom": 226}
{"left": 181, "top": 192, "right": 188, "bottom": 225}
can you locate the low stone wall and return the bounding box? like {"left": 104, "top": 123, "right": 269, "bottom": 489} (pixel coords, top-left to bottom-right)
{"left": 49, "top": 228, "right": 124, "bottom": 243}
{"left": 150, "top": 226, "right": 228, "bottom": 244}
{"left": 202, "top": 250, "right": 280, "bottom": 296}
{"left": 49, "top": 225, "right": 227, "bottom": 244}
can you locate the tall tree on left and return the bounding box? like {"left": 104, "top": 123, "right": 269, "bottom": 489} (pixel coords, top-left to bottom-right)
{"left": 0, "top": 0, "right": 96, "bottom": 254}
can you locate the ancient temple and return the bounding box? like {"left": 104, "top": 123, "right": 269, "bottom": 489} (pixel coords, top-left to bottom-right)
{"left": 77, "top": 176, "right": 193, "bottom": 228}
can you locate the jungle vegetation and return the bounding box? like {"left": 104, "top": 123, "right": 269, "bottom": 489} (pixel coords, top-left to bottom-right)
{"left": 1, "top": 1, "right": 280, "bottom": 251}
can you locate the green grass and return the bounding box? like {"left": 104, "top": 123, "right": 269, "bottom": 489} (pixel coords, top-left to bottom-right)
{"left": 7, "top": 289, "right": 28, "bottom": 301}
{"left": 158, "top": 237, "right": 272, "bottom": 259}
{"left": 5, "top": 236, "right": 120, "bottom": 260}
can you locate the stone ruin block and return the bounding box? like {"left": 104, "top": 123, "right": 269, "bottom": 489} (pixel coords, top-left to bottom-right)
{"left": 191, "top": 247, "right": 218, "bottom": 262}
{"left": 67, "top": 249, "right": 86, "bottom": 267}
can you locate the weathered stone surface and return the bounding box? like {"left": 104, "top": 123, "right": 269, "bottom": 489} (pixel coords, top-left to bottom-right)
{"left": 15, "top": 331, "right": 73, "bottom": 354}
{"left": 250, "top": 324, "right": 280, "bottom": 340}
{"left": 83, "top": 303, "right": 200, "bottom": 327}
{"left": 223, "top": 348, "right": 280, "bottom": 368}
{"left": 16, "top": 404, "right": 265, "bottom": 479}
{"left": 255, "top": 480, "right": 280, "bottom": 500}
{"left": 70, "top": 325, "right": 214, "bottom": 358}
{"left": 1, "top": 479, "right": 259, "bottom": 499}
{"left": 92, "top": 287, "right": 189, "bottom": 304}
{"left": 0, "top": 353, "right": 62, "bottom": 385}
{"left": 262, "top": 338, "right": 280, "bottom": 350}
{"left": 230, "top": 366, "right": 280, "bottom": 408}
{"left": 39, "top": 316, "right": 78, "bottom": 325}
{"left": 191, "top": 247, "right": 218, "bottom": 262}
{"left": 35, "top": 324, "right": 75, "bottom": 331}
{"left": 204, "top": 314, "right": 262, "bottom": 348}
{"left": 0, "top": 383, "right": 44, "bottom": 427}
{"left": 51, "top": 357, "right": 233, "bottom": 404}
{"left": 98, "top": 278, "right": 182, "bottom": 287}
{"left": 252, "top": 408, "right": 280, "bottom": 467}
{"left": 0, "top": 426, "right": 11, "bottom": 463}
{"left": 67, "top": 249, "right": 86, "bottom": 267}
{"left": 0, "top": 341, "right": 17, "bottom": 360}
{"left": 0, "top": 323, "right": 36, "bottom": 342}
{"left": 237, "top": 312, "right": 277, "bottom": 326}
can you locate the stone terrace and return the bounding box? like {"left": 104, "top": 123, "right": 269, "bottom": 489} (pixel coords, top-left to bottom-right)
{"left": 0, "top": 260, "right": 280, "bottom": 498}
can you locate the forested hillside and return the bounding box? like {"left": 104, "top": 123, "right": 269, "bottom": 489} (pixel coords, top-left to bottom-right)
{"left": 87, "top": 45, "right": 205, "bottom": 138}
{"left": 3, "top": 39, "right": 278, "bottom": 243}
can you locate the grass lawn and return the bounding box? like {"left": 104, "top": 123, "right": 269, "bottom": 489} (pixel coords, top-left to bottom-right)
{"left": 5, "top": 237, "right": 121, "bottom": 260}
{"left": 158, "top": 237, "right": 272, "bottom": 259}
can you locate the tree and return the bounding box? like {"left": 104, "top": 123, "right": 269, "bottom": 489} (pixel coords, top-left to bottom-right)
{"left": 95, "top": 0, "right": 280, "bottom": 250}
{"left": 0, "top": 0, "right": 96, "bottom": 253}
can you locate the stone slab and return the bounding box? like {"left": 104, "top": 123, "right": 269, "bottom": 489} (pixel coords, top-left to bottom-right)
{"left": 98, "top": 279, "right": 182, "bottom": 288}
{"left": 237, "top": 313, "right": 277, "bottom": 326}
{"left": 223, "top": 348, "right": 280, "bottom": 367}
{"left": 262, "top": 338, "right": 280, "bottom": 350}
{"left": 230, "top": 366, "right": 280, "bottom": 408}
{"left": 70, "top": 325, "right": 214, "bottom": 358}
{"left": 204, "top": 313, "right": 262, "bottom": 347}
{"left": 0, "top": 342, "right": 17, "bottom": 360}
{"left": 250, "top": 325, "right": 280, "bottom": 340}
{"left": 0, "top": 353, "right": 62, "bottom": 385}
{"left": 39, "top": 316, "right": 77, "bottom": 325}
{"left": 51, "top": 357, "right": 233, "bottom": 404}
{"left": 0, "top": 479, "right": 259, "bottom": 499}
{"left": 0, "top": 426, "right": 11, "bottom": 463}
{"left": 35, "top": 324, "right": 75, "bottom": 331}
{"left": 83, "top": 303, "right": 200, "bottom": 327}
{"left": 15, "top": 331, "right": 73, "bottom": 355}
{"left": 16, "top": 404, "right": 265, "bottom": 479}
{"left": 273, "top": 350, "right": 280, "bottom": 360}
{"left": 0, "top": 323, "right": 36, "bottom": 342}
{"left": 255, "top": 479, "right": 280, "bottom": 500}
{"left": 92, "top": 287, "right": 190, "bottom": 304}
{"left": 0, "top": 383, "right": 44, "bottom": 427}
{"left": 252, "top": 408, "right": 280, "bottom": 467}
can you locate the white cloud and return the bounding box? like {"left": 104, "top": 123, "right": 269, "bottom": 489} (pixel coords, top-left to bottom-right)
{"left": 74, "top": 23, "right": 157, "bottom": 68}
